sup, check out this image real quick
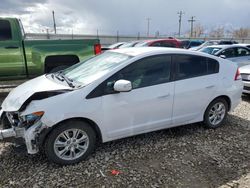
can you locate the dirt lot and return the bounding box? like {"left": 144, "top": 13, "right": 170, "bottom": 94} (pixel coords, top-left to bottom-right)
{"left": 0, "top": 95, "right": 249, "bottom": 188}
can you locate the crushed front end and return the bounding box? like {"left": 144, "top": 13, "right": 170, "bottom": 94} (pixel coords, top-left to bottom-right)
{"left": 0, "top": 108, "right": 48, "bottom": 154}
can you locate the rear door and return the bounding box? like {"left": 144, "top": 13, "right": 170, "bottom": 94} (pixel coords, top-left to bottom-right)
{"left": 0, "top": 19, "right": 25, "bottom": 79}
{"left": 92, "top": 55, "right": 175, "bottom": 139}
{"left": 172, "top": 54, "right": 220, "bottom": 124}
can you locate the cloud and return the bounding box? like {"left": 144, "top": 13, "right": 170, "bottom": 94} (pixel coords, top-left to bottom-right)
{"left": 0, "top": 0, "right": 249, "bottom": 36}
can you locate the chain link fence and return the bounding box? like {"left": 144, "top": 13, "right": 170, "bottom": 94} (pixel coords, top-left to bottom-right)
{"left": 26, "top": 33, "right": 250, "bottom": 46}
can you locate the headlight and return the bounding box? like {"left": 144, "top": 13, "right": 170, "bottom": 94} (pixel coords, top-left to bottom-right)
{"left": 241, "top": 74, "right": 250, "bottom": 81}
{"left": 21, "top": 111, "right": 44, "bottom": 127}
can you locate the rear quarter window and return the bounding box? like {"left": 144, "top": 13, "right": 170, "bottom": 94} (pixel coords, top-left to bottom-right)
{"left": 173, "top": 55, "right": 219, "bottom": 80}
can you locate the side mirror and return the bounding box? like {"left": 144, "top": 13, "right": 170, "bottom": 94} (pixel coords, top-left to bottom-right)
{"left": 113, "top": 80, "right": 132, "bottom": 92}
{"left": 220, "top": 55, "right": 226, "bottom": 59}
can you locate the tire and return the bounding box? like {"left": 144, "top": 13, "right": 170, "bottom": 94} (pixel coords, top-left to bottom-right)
{"left": 203, "top": 98, "right": 229, "bottom": 128}
{"left": 49, "top": 65, "right": 69, "bottom": 73}
{"left": 44, "top": 120, "right": 96, "bottom": 165}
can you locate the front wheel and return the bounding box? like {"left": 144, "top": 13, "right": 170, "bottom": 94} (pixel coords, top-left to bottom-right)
{"left": 44, "top": 120, "right": 96, "bottom": 165}
{"left": 204, "top": 98, "right": 229, "bottom": 128}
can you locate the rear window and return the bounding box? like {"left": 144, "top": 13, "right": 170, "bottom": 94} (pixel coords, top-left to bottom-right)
{"left": 0, "top": 20, "right": 12, "bottom": 41}
{"left": 173, "top": 55, "right": 219, "bottom": 80}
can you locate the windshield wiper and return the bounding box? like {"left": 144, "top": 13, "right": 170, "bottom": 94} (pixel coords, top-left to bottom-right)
{"left": 51, "top": 71, "right": 75, "bottom": 88}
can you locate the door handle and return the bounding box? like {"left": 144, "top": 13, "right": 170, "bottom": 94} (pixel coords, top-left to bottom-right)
{"left": 157, "top": 94, "right": 170, "bottom": 99}
{"left": 5, "top": 46, "right": 19, "bottom": 49}
{"left": 206, "top": 85, "right": 215, "bottom": 89}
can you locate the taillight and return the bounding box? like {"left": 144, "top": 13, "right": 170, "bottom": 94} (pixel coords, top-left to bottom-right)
{"left": 94, "top": 44, "right": 102, "bottom": 55}
{"left": 234, "top": 68, "right": 241, "bottom": 81}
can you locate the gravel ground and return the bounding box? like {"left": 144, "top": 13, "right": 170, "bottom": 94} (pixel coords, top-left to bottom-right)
{"left": 0, "top": 95, "right": 249, "bottom": 188}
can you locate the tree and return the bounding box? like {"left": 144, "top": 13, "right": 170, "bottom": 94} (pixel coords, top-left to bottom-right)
{"left": 193, "top": 24, "right": 204, "bottom": 37}
{"left": 233, "top": 28, "right": 248, "bottom": 38}
{"left": 209, "top": 27, "right": 225, "bottom": 38}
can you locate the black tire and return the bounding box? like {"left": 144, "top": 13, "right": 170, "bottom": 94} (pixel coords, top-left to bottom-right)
{"left": 203, "top": 98, "right": 229, "bottom": 128}
{"left": 44, "top": 120, "right": 96, "bottom": 165}
{"left": 49, "top": 65, "right": 69, "bottom": 73}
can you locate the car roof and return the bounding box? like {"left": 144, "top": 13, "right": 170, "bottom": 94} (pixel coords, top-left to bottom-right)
{"left": 205, "top": 44, "right": 249, "bottom": 49}
{"left": 110, "top": 47, "right": 217, "bottom": 58}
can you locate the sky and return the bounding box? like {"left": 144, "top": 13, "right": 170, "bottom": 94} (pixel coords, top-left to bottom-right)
{"left": 0, "top": 0, "right": 250, "bottom": 36}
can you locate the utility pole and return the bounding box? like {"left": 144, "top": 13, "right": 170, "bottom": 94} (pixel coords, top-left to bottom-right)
{"left": 146, "top": 18, "right": 151, "bottom": 37}
{"left": 52, "top": 10, "right": 56, "bottom": 34}
{"left": 116, "top": 30, "right": 119, "bottom": 42}
{"left": 177, "top": 11, "right": 184, "bottom": 37}
{"left": 137, "top": 32, "right": 140, "bottom": 40}
{"left": 96, "top": 29, "right": 99, "bottom": 39}
{"left": 188, "top": 16, "right": 196, "bottom": 38}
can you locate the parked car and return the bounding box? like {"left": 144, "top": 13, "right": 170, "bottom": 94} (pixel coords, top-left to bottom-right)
{"left": 237, "top": 43, "right": 250, "bottom": 49}
{"left": 119, "top": 41, "right": 140, "bottom": 48}
{"left": 199, "top": 45, "right": 250, "bottom": 67}
{"left": 135, "top": 38, "right": 182, "bottom": 48}
{"left": 190, "top": 40, "right": 238, "bottom": 51}
{"left": 101, "top": 42, "right": 125, "bottom": 51}
{"left": 181, "top": 40, "right": 204, "bottom": 49}
{"left": 0, "top": 47, "right": 242, "bottom": 165}
{"left": 0, "top": 18, "right": 101, "bottom": 80}
{"left": 239, "top": 64, "right": 250, "bottom": 95}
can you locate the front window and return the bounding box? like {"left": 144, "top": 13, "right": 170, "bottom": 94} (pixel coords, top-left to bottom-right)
{"left": 200, "top": 47, "right": 222, "bottom": 55}
{"left": 62, "top": 52, "right": 132, "bottom": 86}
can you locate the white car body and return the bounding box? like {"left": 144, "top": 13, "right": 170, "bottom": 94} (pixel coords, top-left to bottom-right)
{"left": 236, "top": 43, "right": 250, "bottom": 49}
{"left": 0, "top": 47, "right": 243, "bottom": 155}
{"left": 239, "top": 64, "right": 250, "bottom": 94}
{"left": 199, "top": 45, "right": 250, "bottom": 67}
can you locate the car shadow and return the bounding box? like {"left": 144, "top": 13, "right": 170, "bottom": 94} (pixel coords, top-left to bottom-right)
{"left": 0, "top": 112, "right": 249, "bottom": 187}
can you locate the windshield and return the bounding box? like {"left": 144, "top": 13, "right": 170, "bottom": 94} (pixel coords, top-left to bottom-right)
{"left": 62, "top": 52, "right": 132, "bottom": 86}
{"left": 119, "top": 42, "right": 137, "bottom": 48}
{"left": 200, "top": 47, "right": 222, "bottom": 55}
{"left": 108, "top": 43, "right": 123, "bottom": 49}
{"left": 134, "top": 41, "right": 148, "bottom": 47}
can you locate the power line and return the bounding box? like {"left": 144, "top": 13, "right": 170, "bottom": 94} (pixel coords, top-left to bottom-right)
{"left": 188, "top": 16, "right": 196, "bottom": 37}
{"left": 177, "top": 11, "right": 184, "bottom": 37}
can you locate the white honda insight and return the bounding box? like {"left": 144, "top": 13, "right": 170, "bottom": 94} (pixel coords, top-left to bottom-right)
{"left": 0, "top": 47, "right": 243, "bottom": 165}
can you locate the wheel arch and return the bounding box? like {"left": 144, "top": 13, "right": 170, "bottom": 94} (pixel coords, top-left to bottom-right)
{"left": 204, "top": 95, "right": 231, "bottom": 119}
{"left": 39, "top": 117, "right": 103, "bottom": 148}
{"left": 44, "top": 55, "right": 80, "bottom": 73}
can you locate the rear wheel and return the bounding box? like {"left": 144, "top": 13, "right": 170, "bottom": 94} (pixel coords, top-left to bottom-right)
{"left": 204, "top": 98, "right": 228, "bottom": 128}
{"left": 44, "top": 120, "right": 96, "bottom": 165}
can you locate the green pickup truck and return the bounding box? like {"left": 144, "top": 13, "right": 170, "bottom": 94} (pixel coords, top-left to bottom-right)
{"left": 0, "top": 18, "right": 101, "bottom": 80}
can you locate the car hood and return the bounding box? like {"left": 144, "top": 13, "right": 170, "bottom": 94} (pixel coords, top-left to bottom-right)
{"left": 1, "top": 75, "right": 71, "bottom": 112}
{"left": 239, "top": 64, "right": 250, "bottom": 74}
{"left": 189, "top": 46, "right": 200, "bottom": 51}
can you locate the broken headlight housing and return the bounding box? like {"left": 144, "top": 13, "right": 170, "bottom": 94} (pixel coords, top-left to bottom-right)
{"left": 19, "top": 111, "right": 44, "bottom": 127}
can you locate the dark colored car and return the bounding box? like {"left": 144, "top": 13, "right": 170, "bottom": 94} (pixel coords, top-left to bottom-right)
{"left": 190, "top": 40, "right": 238, "bottom": 51}
{"left": 135, "top": 38, "right": 182, "bottom": 48}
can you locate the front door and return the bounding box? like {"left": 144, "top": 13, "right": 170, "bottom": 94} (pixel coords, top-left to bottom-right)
{"left": 100, "top": 55, "right": 175, "bottom": 140}
{"left": 0, "top": 19, "right": 25, "bottom": 79}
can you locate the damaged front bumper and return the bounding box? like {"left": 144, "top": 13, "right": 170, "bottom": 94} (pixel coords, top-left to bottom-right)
{"left": 0, "top": 110, "right": 47, "bottom": 154}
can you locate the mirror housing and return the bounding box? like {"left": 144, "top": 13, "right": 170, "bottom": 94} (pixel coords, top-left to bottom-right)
{"left": 220, "top": 55, "right": 226, "bottom": 59}
{"left": 113, "top": 80, "right": 132, "bottom": 92}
